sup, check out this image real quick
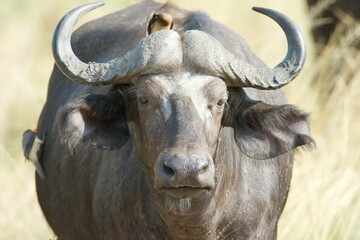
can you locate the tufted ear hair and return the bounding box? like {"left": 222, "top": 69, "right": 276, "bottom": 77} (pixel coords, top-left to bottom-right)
{"left": 57, "top": 93, "right": 129, "bottom": 151}
{"left": 223, "top": 90, "right": 315, "bottom": 160}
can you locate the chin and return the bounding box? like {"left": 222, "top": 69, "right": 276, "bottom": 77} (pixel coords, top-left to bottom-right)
{"left": 156, "top": 189, "right": 213, "bottom": 215}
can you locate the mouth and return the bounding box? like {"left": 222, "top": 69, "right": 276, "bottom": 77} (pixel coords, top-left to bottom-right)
{"left": 160, "top": 186, "right": 212, "bottom": 199}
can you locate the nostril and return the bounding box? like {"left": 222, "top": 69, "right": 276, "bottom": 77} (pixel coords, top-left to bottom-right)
{"left": 192, "top": 155, "right": 209, "bottom": 171}
{"left": 200, "top": 162, "right": 209, "bottom": 171}
{"left": 161, "top": 153, "right": 210, "bottom": 178}
{"left": 162, "top": 162, "right": 175, "bottom": 176}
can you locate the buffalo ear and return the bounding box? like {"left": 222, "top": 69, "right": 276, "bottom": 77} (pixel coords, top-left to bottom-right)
{"left": 57, "top": 94, "right": 129, "bottom": 151}
{"left": 233, "top": 103, "right": 315, "bottom": 160}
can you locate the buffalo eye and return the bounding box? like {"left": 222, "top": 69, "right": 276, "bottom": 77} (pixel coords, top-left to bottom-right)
{"left": 216, "top": 99, "right": 226, "bottom": 109}
{"left": 138, "top": 97, "right": 149, "bottom": 106}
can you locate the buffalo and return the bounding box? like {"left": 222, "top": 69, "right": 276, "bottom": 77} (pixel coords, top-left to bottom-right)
{"left": 24, "top": 1, "right": 314, "bottom": 239}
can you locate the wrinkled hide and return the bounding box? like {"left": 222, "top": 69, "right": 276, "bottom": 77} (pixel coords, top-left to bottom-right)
{"left": 33, "top": 1, "right": 314, "bottom": 239}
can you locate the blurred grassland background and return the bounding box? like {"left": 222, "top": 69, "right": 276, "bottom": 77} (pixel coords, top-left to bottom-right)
{"left": 0, "top": 0, "right": 359, "bottom": 239}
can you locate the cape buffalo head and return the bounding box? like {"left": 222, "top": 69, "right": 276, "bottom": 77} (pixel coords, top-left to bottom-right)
{"left": 55, "top": 3, "right": 313, "bottom": 215}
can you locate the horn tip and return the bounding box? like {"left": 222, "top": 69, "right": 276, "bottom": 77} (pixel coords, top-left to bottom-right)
{"left": 89, "top": 2, "right": 106, "bottom": 9}
{"left": 252, "top": 7, "right": 279, "bottom": 17}
{"left": 252, "top": 7, "right": 271, "bottom": 15}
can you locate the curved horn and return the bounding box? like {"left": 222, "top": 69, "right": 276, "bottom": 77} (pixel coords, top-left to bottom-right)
{"left": 251, "top": 7, "right": 306, "bottom": 88}
{"left": 53, "top": 2, "right": 183, "bottom": 85}
{"left": 184, "top": 7, "right": 306, "bottom": 89}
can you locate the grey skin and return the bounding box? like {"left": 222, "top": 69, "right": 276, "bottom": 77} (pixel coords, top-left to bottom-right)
{"left": 31, "top": 1, "right": 314, "bottom": 239}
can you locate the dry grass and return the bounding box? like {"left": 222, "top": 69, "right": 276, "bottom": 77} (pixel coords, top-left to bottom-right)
{"left": 0, "top": 0, "right": 359, "bottom": 239}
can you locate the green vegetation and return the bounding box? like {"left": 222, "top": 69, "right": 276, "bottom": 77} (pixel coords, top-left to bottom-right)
{"left": 0, "top": 0, "right": 359, "bottom": 239}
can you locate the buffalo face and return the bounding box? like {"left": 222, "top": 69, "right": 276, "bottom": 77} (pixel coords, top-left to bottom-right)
{"left": 131, "top": 73, "right": 226, "bottom": 212}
